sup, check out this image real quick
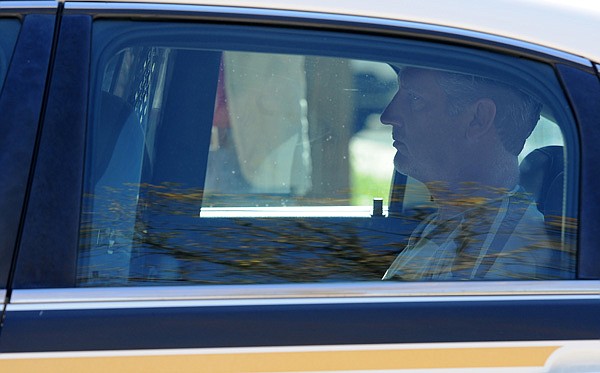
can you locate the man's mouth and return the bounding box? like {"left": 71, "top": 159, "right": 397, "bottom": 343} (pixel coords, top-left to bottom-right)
{"left": 393, "top": 140, "right": 406, "bottom": 152}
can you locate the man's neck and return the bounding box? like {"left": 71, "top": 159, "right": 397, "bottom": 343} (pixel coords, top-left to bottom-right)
{"left": 426, "top": 177, "right": 518, "bottom": 221}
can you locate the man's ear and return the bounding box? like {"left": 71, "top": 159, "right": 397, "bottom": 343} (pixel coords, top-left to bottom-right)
{"left": 466, "top": 98, "right": 496, "bottom": 140}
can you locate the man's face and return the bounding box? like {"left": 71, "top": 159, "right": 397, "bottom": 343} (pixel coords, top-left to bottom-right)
{"left": 380, "top": 68, "right": 469, "bottom": 184}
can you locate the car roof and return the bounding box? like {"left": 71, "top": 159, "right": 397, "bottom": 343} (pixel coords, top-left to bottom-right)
{"left": 64, "top": 0, "right": 600, "bottom": 64}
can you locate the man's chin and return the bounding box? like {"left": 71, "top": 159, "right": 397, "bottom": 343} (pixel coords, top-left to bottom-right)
{"left": 393, "top": 165, "right": 408, "bottom": 175}
{"left": 393, "top": 154, "right": 410, "bottom": 175}
{"left": 393, "top": 158, "right": 423, "bottom": 182}
{"left": 393, "top": 165, "right": 414, "bottom": 179}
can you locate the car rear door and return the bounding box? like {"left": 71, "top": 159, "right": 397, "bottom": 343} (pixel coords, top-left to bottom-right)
{"left": 1, "top": 2, "right": 599, "bottom": 371}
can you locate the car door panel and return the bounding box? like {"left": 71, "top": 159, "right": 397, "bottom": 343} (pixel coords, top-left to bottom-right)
{"left": 2, "top": 295, "right": 600, "bottom": 352}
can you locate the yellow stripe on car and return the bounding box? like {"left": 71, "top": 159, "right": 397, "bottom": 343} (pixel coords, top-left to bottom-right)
{"left": 0, "top": 344, "right": 561, "bottom": 372}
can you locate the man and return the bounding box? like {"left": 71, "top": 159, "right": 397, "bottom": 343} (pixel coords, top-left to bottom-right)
{"left": 380, "top": 67, "right": 568, "bottom": 280}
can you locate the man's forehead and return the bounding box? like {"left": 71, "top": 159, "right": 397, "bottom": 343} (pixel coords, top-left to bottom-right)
{"left": 398, "top": 67, "right": 440, "bottom": 89}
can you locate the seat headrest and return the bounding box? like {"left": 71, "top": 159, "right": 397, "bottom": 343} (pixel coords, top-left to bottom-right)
{"left": 519, "top": 145, "right": 564, "bottom": 217}
{"left": 92, "top": 92, "right": 136, "bottom": 186}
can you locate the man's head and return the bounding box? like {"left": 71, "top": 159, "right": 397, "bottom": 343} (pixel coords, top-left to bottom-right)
{"left": 381, "top": 67, "right": 542, "bottom": 186}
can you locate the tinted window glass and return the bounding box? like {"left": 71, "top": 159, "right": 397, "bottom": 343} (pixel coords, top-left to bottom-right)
{"left": 78, "top": 21, "right": 577, "bottom": 286}
{"left": 0, "top": 18, "right": 20, "bottom": 98}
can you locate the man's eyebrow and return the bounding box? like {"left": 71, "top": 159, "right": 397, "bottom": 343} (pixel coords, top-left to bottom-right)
{"left": 399, "top": 76, "right": 413, "bottom": 90}
{"left": 398, "top": 71, "right": 419, "bottom": 90}
{"left": 399, "top": 77, "right": 419, "bottom": 92}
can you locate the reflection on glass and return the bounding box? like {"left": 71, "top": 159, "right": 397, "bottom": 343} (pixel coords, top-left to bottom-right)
{"left": 79, "top": 24, "right": 577, "bottom": 287}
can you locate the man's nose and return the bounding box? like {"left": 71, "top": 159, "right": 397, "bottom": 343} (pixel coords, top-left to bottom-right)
{"left": 380, "top": 95, "right": 403, "bottom": 127}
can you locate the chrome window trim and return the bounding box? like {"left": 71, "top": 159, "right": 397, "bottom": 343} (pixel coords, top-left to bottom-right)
{"left": 0, "top": 289, "right": 5, "bottom": 301}
{"left": 7, "top": 294, "right": 598, "bottom": 311}
{"left": 0, "top": 1, "right": 58, "bottom": 10}
{"left": 65, "top": 2, "right": 592, "bottom": 67}
{"left": 9, "top": 281, "right": 600, "bottom": 307}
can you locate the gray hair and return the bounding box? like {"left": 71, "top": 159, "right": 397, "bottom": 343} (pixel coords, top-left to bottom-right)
{"left": 436, "top": 72, "right": 542, "bottom": 156}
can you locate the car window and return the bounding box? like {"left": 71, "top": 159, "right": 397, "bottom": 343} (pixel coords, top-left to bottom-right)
{"left": 0, "top": 18, "right": 20, "bottom": 98}
{"left": 77, "top": 21, "right": 577, "bottom": 286}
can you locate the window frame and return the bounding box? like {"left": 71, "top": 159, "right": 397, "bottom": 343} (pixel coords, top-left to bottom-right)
{"left": 0, "top": 9, "right": 56, "bottom": 290}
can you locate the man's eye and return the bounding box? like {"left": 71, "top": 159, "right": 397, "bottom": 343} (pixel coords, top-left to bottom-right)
{"left": 408, "top": 93, "right": 425, "bottom": 110}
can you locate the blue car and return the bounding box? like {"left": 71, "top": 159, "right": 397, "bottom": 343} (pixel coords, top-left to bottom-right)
{"left": 0, "top": 0, "right": 598, "bottom": 371}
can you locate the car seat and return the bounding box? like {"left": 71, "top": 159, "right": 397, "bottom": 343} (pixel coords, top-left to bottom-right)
{"left": 519, "top": 145, "right": 565, "bottom": 227}
{"left": 519, "top": 145, "right": 575, "bottom": 277}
